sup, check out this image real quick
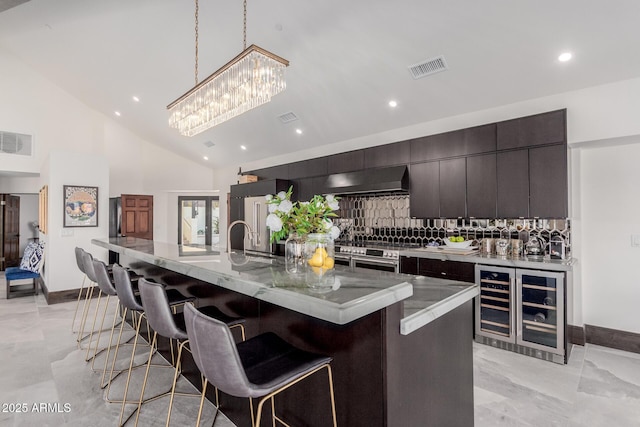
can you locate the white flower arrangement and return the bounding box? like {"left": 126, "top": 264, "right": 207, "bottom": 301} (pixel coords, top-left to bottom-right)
{"left": 265, "top": 186, "right": 341, "bottom": 242}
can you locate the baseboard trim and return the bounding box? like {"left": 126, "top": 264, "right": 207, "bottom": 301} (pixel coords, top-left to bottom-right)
{"left": 568, "top": 323, "right": 640, "bottom": 354}
{"left": 585, "top": 324, "right": 640, "bottom": 354}
{"left": 40, "top": 281, "right": 99, "bottom": 305}
{"left": 567, "top": 324, "right": 586, "bottom": 346}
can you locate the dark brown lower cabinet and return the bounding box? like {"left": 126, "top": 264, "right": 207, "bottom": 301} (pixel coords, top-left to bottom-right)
{"left": 401, "top": 256, "right": 474, "bottom": 283}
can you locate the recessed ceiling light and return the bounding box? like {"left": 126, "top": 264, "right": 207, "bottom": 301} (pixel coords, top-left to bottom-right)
{"left": 388, "top": 100, "right": 398, "bottom": 108}
{"left": 295, "top": 129, "right": 303, "bottom": 135}
{"left": 203, "top": 156, "right": 209, "bottom": 160}
{"left": 240, "top": 145, "right": 247, "bottom": 150}
{"left": 114, "top": 111, "right": 121, "bottom": 117}
{"left": 132, "top": 96, "right": 140, "bottom": 102}
{"left": 558, "top": 52, "right": 572, "bottom": 62}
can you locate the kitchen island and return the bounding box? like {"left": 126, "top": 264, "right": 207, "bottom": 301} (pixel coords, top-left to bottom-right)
{"left": 93, "top": 237, "right": 478, "bottom": 427}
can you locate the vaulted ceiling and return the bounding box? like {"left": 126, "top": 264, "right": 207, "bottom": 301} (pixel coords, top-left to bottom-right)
{"left": 1, "top": 0, "right": 640, "bottom": 168}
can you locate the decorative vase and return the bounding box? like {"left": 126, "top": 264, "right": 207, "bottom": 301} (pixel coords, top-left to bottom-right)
{"left": 284, "top": 233, "right": 305, "bottom": 274}
{"left": 303, "top": 233, "right": 335, "bottom": 293}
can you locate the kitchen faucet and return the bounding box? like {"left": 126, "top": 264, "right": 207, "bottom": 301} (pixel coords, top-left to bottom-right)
{"left": 227, "top": 220, "right": 259, "bottom": 253}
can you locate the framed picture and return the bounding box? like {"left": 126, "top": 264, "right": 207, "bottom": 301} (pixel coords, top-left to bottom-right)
{"left": 63, "top": 185, "right": 98, "bottom": 227}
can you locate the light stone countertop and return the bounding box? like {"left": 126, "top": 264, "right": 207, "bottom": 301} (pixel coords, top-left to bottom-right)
{"left": 401, "top": 247, "right": 575, "bottom": 272}
{"left": 92, "top": 237, "right": 477, "bottom": 333}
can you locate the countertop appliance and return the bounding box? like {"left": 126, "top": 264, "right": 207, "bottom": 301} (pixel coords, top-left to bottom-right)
{"left": 243, "top": 196, "right": 271, "bottom": 255}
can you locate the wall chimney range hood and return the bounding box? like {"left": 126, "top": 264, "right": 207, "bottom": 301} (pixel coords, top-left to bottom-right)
{"left": 325, "top": 165, "right": 409, "bottom": 195}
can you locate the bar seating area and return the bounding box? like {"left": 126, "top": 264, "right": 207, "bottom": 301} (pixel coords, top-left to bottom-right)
{"left": 66, "top": 248, "right": 334, "bottom": 426}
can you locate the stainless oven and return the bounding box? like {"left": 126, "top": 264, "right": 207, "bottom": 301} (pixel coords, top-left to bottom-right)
{"left": 351, "top": 256, "right": 399, "bottom": 273}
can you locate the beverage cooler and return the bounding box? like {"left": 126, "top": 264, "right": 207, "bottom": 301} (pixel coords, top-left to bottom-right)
{"left": 475, "top": 265, "right": 567, "bottom": 364}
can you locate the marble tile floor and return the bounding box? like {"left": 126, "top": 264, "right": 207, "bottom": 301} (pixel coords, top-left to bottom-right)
{"left": 2, "top": 275, "right": 640, "bottom": 426}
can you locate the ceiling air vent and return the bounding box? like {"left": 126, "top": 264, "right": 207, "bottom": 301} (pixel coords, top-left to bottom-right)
{"left": 203, "top": 140, "right": 215, "bottom": 148}
{"left": 278, "top": 111, "right": 298, "bottom": 123}
{"left": 0, "top": 131, "right": 32, "bottom": 156}
{"left": 408, "top": 55, "right": 448, "bottom": 80}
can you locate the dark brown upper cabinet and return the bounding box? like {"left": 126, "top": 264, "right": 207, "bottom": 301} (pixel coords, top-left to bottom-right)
{"left": 410, "top": 123, "right": 496, "bottom": 162}
{"left": 496, "top": 109, "right": 566, "bottom": 150}
{"left": 288, "top": 157, "right": 328, "bottom": 179}
{"left": 409, "top": 161, "right": 440, "bottom": 218}
{"left": 247, "top": 164, "right": 289, "bottom": 180}
{"left": 327, "top": 150, "right": 364, "bottom": 174}
{"left": 529, "top": 144, "right": 568, "bottom": 218}
{"left": 364, "top": 141, "right": 410, "bottom": 169}
{"left": 466, "top": 153, "right": 497, "bottom": 218}
{"left": 439, "top": 158, "right": 467, "bottom": 218}
{"left": 497, "top": 150, "right": 529, "bottom": 218}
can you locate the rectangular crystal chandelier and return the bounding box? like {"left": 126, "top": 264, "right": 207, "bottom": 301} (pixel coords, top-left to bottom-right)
{"left": 167, "top": 44, "right": 289, "bottom": 137}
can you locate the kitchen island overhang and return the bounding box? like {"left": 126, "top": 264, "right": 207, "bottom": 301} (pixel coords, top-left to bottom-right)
{"left": 93, "top": 236, "right": 478, "bottom": 427}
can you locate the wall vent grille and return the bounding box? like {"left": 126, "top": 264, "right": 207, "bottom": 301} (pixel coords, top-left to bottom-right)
{"left": 0, "top": 131, "right": 32, "bottom": 156}
{"left": 203, "top": 140, "right": 215, "bottom": 148}
{"left": 408, "top": 55, "right": 448, "bottom": 79}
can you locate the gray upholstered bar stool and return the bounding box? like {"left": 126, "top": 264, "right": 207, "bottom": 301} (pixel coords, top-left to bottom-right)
{"left": 107, "top": 266, "right": 194, "bottom": 408}
{"left": 77, "top": 250, "right": 101, "bottom": 351}
{"left": 184, "top": 303, "right": 337, "bottom": 427}
{"left": 131, "top": 278, "right": 246, "bottom": 427}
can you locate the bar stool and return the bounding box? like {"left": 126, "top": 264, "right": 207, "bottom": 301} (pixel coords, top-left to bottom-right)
{"left": 131, "top": 278, "right": 245, "bottom": 427}
{"left": 77, "top": 250, "right": 100, "bottom": 350}
{"left": 184, "top": 303, "right": 337, "bottom": 427}
{"left": 106, "top": 266, "right": 193, "bottom": 407}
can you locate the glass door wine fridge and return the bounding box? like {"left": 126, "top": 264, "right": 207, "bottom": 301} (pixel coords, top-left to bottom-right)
{"left": 475, "top": 265, "right": 567, "bottom": 364}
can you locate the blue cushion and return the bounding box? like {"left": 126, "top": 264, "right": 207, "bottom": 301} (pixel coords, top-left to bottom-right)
{"left": 19, "top": 242, "right": 45, "bottom": 273}
{"left": 5, "top": 266, "right": 40, "bottom": 281}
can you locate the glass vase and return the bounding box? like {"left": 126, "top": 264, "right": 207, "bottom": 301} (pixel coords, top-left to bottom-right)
{"left": 284, "top": 233, "right": 305, "bottom": 275}
{"left": 304, "top": 233, "right": 335, "bottom": 293}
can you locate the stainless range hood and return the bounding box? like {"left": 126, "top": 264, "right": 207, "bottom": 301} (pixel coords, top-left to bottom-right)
{"left": 325, "top": 165, "right": 409, "bottom": 195}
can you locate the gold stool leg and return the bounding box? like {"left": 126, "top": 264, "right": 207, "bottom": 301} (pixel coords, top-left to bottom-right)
{"left": 117, "top": 315, "right": 146, "bottom": 425}
{"left": 84, "top": 291, "right": 104, "bottom": 359}
{"left": 326, "top": 365, "right": 338, "bottom": 427}
{"left": 131, "top": 331, "right": 158, "bottom": 426}
{"left": 77, "top": 285, "right": 95, "bottom": 346}
{"left": 195, "top": 379, "right": 209, "bottom": 427}
{"left": 101, "top": 306, "right": 127, "bottom": 388}
{"left": 164, "top": 339, "right": 189, "bottom": 427}
{"left": 71, "top": 275, "right": 87, "bottom": 332}
{"left": 87, "top": 294, "right": 111, "bottom": 362}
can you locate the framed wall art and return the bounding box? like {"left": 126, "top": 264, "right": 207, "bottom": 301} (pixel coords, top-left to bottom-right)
{"left": 63, "top": 185, "right": 98, "bottom": 227}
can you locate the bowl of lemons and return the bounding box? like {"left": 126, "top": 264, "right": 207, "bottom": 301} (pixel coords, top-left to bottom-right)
{"left": 444, "top": 236, "right": 473, "bottom": 249}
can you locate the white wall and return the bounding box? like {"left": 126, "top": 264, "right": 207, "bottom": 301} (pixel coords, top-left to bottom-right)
{"left": 0, "top": 47, "right": 216, "bottom": 291}
{"left": 42, "top": 151, "right": 109, "bottom": 293}
{"left": 575, "top": 139, "right": 640, "bottom": 333}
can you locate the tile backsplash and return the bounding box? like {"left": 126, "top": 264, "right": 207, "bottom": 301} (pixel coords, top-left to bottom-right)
{"left": 334, "top": 194, "right": 570, "bottom": 253}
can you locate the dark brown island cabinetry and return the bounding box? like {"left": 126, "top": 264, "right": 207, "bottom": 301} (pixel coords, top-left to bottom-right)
{"left": 497, "top": 109, "right": 566, "bottom": 150}
{"left": 467, "top": 153, "right": 497, "bottom": 218}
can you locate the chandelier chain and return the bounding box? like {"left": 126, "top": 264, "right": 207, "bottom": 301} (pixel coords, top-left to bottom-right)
{"left": 243, "top": 0, "right": 247, "bottom": 50}
{"left": 195, "top": 0, "right": 199, "bottom": 85}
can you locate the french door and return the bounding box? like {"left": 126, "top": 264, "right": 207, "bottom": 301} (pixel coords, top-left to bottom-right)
{"left": 178, "top": 196, "right": 220, "bottom": 246}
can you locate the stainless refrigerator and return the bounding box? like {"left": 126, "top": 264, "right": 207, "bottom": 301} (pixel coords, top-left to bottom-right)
{"left": 243, "top": 196, "right": 271, "bottom": 254}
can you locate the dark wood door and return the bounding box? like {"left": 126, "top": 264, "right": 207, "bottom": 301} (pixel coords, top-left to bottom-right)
{"left": 529, "top": 144, "right": 568, "bottom": 218}
{"left": 497, "top": 150, "right": 529, "bottom": 218}
{"left": 439, "top": 158, "right": 467, "bottom": 218}
{"left": 409, "top": 162, "right": 440, "bottom": 218}
{"left": 1, "top": 195, "right": 20, "bottom": 269}
{"left": 121, "top": 194, "right": 153, "bottom": 240}
{"left": 467, "top": 153, "right": 497, "bottom": 218}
